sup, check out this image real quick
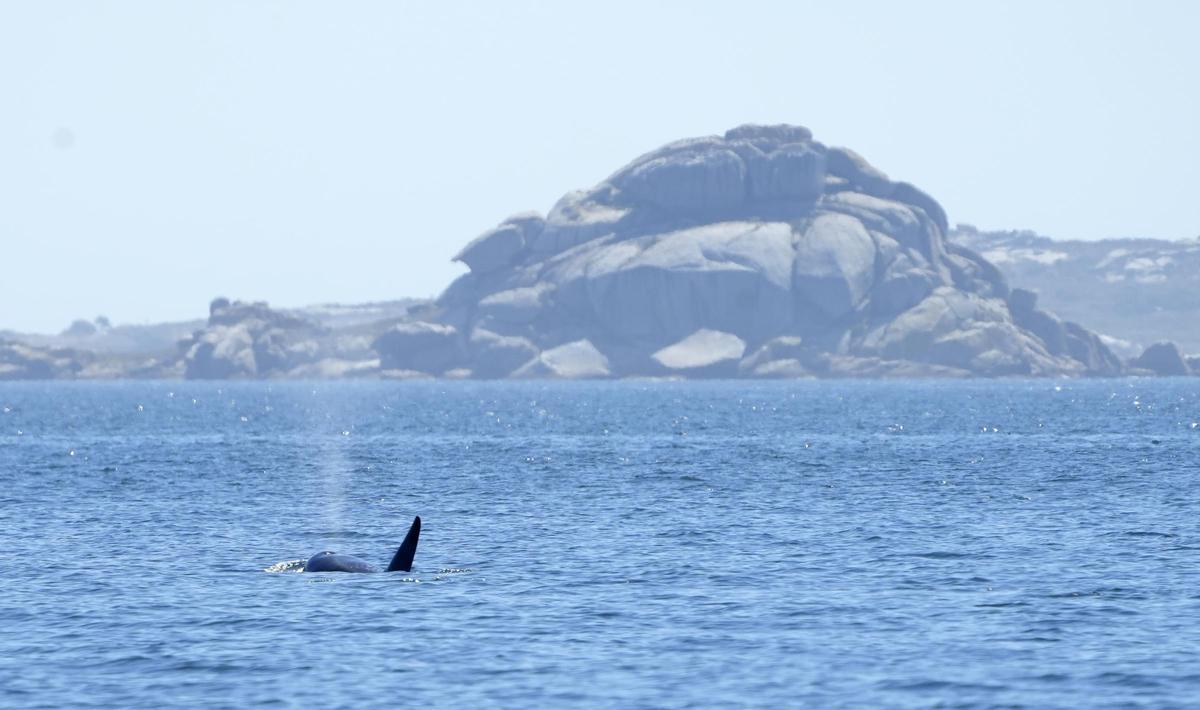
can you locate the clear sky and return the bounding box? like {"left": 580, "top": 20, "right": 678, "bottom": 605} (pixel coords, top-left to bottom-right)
{"left": 2, "top": 1, "right": 1197, "bottom": 333}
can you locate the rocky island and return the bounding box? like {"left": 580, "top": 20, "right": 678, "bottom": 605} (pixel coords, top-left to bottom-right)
{"left": 385, "top": 124, "right": 1122, "bottom": 379}
{"left": 3, "top": 124, "right": 1195, "bottom": 380}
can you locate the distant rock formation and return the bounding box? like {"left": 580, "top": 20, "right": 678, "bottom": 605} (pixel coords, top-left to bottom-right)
{"left": 179, "top": 298, "right": 381, "bottom": 379}
{"left": 510, "top": 339, "right": 610, "bottom": 379}
{"left": 0, "top": 339, "right": 90, "bottom": 379}
{"left": 1130, "top": 342, "right": 1192, "bottom": 377}
{"left": 951, "top": 226, "right": 1200, "bottom": 353}
{"left": 10, "top": 125, "right": 1197, "bottom": 381}
{"left": 402, "top": 124, "right": 1122, "bottom": 379}
{"left": 61, "top": 319, "right": 98, "bottom": 338}
{"left": 0, "top": 299, "right": 428, "bottom": 380}
{"left": 373, "top": 321, "right": 463, "bottom": 374}
{"left": 1006, "top": 289, "right": 1122, "bottom": 375}
{"left": 0, "top": 338, "right": 172, "bottom": 379}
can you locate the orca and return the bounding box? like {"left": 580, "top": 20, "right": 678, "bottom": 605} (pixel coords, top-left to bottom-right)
{"left": 303, "top": 516, "right": 421, "bottom": 573}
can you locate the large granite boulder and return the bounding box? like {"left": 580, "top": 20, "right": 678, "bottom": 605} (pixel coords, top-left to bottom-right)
{"left": 793, "top": 213, "right": 877, "bottom": 320}
{"left": 738, "top": 336, "right": 811, "bottom": 378}
{"left": 512, "top": 339, "right": 610, "bottom": 379}
{"left": 427, "top": 124, "right": 1121, "bottom": 378}
{"left": 651, "top": 329, "right": 746, "bottom": 378}
{"left": 467, "top": 328, "right": 539, "bottom": 379}
{"left": 373, "top": 321, "right": 464, "bottom": 375}
{"left": 454, "top": 213, "right": 546, "bottom": 275}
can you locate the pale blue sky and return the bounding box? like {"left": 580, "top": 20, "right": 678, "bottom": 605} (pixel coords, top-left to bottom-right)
{"left": 2, "top": 1, "right": 1197, "bottom": 332}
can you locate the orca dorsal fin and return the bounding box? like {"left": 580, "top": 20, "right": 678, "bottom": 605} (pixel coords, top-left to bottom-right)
{"left": 386, "top": 516, "right": 421, "bottom": 572}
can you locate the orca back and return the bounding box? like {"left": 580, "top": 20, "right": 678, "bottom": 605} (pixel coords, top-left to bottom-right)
{"left": 387, "top": 516, "right": 421, "bottom": 572}
{"left": 304, "top": 552, "right": 378, "bottom": 573}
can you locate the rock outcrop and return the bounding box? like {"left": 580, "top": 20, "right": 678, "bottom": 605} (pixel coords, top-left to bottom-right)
{"left": 178, "top": 298, "right": 376, "bottom": 379}
{"left": 0, "top": 339, "right": 174, "bottom": 379}
{"left": 421, "top": 124, "right": 1121, "bottom": 378}
{"left": 651, "top": 329, "right": 746, "bottom": 377}
{"left": 952, "top": 226, "right": 1200, "bottom": 353}
{"left": 61, "top": 319, "right": 100, "bottom": 338}
{"left": 0, "top": 340, "right": 91, "bottom": 379}
{"left": 512, "top": 339, "right": 611, "bottom": 379}
{"left": 0, "top": 299, "right": 426, "bottom": 380}
{"left": 1006, "top": 289, "right": 1122, "bottom": 376}
{"left": 1130, "top": 342, "right": 1192, "bottom": 377}
{"left": 373, "top": 321, "right": 463, "bottom": 375}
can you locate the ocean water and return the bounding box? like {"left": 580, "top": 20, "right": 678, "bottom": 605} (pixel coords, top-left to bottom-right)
{"left": 1, "top": 379, "right": 1198, "bottom": 709}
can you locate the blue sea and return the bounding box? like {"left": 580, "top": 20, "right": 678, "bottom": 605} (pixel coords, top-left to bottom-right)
{"left": 2, "top": 380, "right": 1199, "bottom": 708}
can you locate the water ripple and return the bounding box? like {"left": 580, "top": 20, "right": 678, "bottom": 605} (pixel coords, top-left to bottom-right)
{"left": 3, "top": 379, "right": 1200, "bottom": 708}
